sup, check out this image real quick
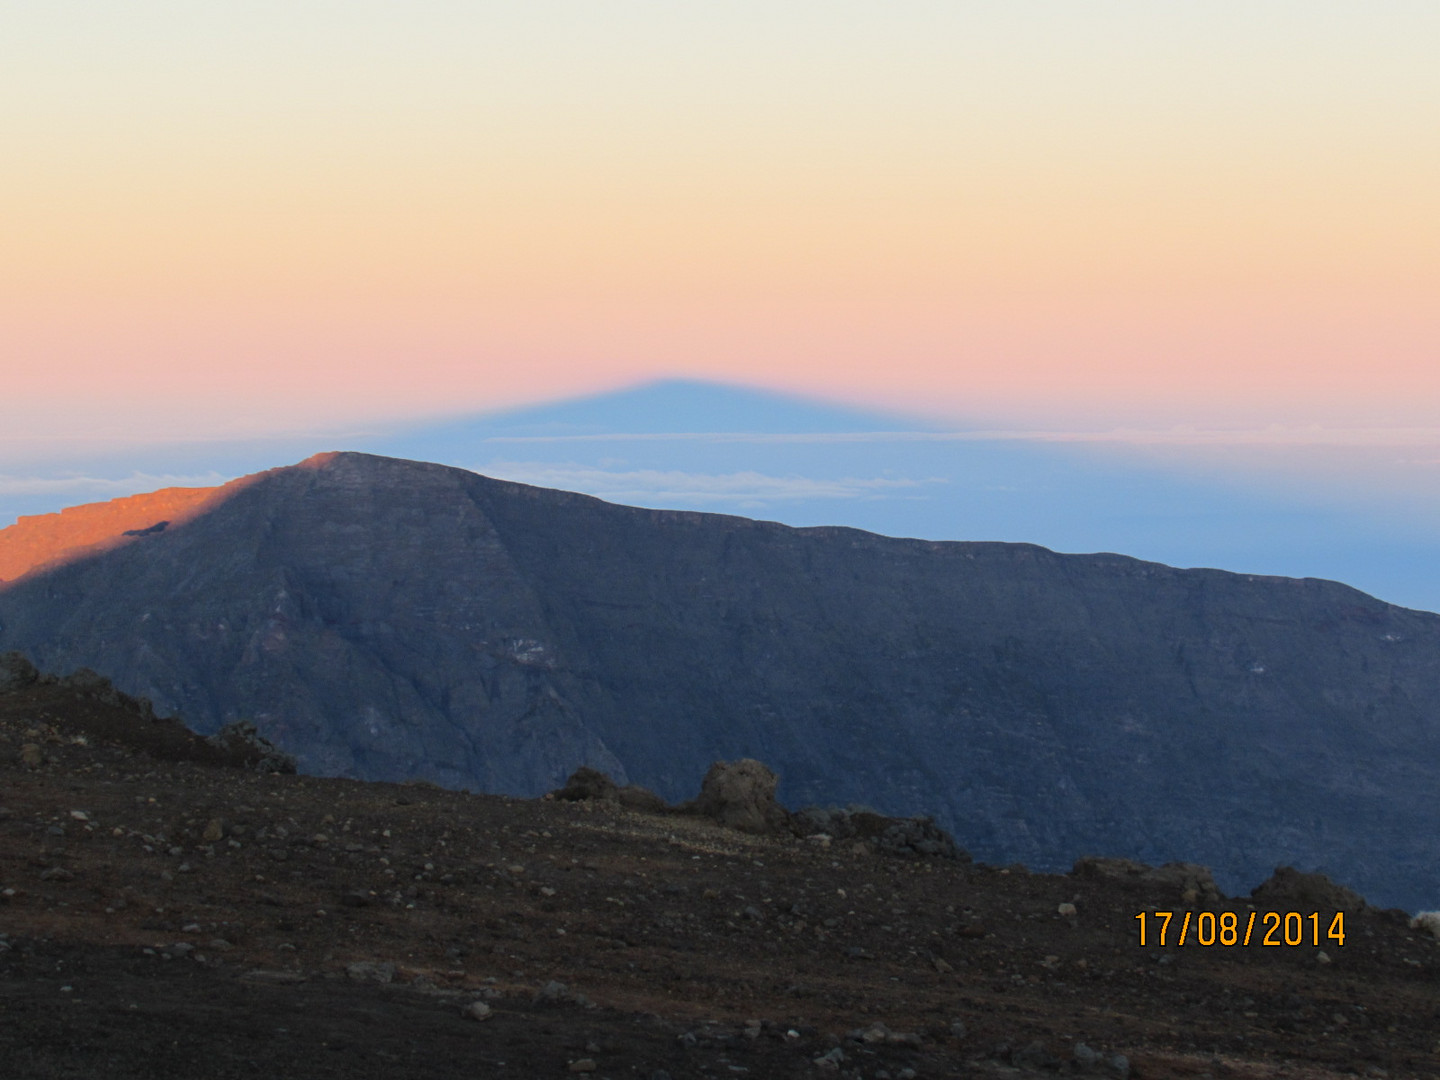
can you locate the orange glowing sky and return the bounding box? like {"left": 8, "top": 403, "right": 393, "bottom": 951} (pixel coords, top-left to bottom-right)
{"left": 3, "top": 2, "right": 1438, "bottom": 453}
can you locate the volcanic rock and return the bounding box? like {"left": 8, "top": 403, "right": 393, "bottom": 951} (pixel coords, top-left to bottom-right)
{"left": 552, "top": 766, "right": 668, "bottom": 814}
{"left": 681, "top": 759, "right": 790, "bottom": 835}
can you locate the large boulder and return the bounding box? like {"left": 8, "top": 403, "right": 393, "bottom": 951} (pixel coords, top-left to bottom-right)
{"left": 1250, "top": 866, "right": 1366, "bottom": 913}
{"left": 683, "top": 758, "right": 791, "bottom": 835}
{"left": 0, "top": 651, "right": 38, "bottom": 693}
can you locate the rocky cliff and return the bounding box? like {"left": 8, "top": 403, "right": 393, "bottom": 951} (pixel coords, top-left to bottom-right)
{"left": 1, "top": 451, "right": 1437, "bottom": 909}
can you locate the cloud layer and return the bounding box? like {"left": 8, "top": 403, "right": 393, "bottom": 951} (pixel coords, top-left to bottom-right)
{"left": 477, "top": 462, "right": 940, "bottom": 506}
{"left": 0, "top": 472, "right": 227, "bottom": 499}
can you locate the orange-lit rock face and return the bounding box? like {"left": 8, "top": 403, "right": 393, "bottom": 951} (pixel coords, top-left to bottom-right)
{"left": 0, "top": 485, "right": 224, "bottom": 585}
{"left": 0, "top": 456, "right": 343, "bottom": 586}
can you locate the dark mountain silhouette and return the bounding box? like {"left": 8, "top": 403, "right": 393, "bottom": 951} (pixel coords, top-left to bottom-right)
{"left": 1, "top": 451, "right": 1436, "bottom": 910}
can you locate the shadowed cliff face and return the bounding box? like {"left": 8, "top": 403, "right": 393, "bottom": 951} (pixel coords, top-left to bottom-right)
{"left": 1, "top": 451, "right": 1438, "bottom": 910}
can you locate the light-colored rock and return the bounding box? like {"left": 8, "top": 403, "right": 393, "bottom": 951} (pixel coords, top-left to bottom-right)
{"left": 1407, "top": 911, "right": 1440, "bottom": 939}
{"left": 463, "top": 1000, "right": 492, "bottom": 1021}
{"left": 346, "top": 960, "right": 396, "bottom": 984}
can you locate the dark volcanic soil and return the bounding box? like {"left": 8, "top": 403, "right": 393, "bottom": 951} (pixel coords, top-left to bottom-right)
{"left": 2, "top": 681, "right": 1438, "bottom": 1079}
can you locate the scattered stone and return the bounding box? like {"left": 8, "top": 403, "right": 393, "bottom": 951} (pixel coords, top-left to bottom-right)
{"left": 792, "top": 805, "right": 967, "bottom": 860}
{"left": 346, "top": 961, "right": 396, "bottom": 984}
{"left": 1409, "top": 911, "right": 1440, "bottom": 939}
{"left": 39, "top": 867, "right": 75, "bottom": 882}
{"left": 535, "top": 980, "right": 570, "bottom": 1002}
{"left": 20, "top": 744, "right": 43, "bottom": 768}
{"left": 850, "top": 1023, "right": 890, "bottom": 1044}
{"left": 463, "top": 1000, "right": 492, "bottom": 1021}
{"left": 568, "top": 1059, "right": 597, "bottom": 1072}
{"left": 201, "top": 819, "right": 226, "bottom": 843}
{"left": 813, "top": 1046, "right": 845, "bottom": 1070}
{"left": 1057, "top": 902, "right": 1077, "bottom": 917}
{"left": 205, "top": 720, "right": 297, "bottom": 773}
{"left": 1011, "top": 1039, "right": 1059, "bottom": 1070}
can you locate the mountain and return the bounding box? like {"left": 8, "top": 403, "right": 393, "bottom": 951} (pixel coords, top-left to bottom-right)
{"left": 367, "top": 380, "right": 1440, "bottom": 614}
{"left": 10, "top": 379, "right": 1440, "bottom": 613}
{"left": 1, "top": 450, "right": 1438, "bottom": 910}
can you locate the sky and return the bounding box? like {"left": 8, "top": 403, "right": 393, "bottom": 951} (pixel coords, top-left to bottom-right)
{"left": 3, "top": 3, "right": 1439, "bottom": 604}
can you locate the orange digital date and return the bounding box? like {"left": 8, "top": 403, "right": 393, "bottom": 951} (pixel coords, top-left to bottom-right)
{"left": 1134, "top": 910, "right": 1345, "bottom": 947}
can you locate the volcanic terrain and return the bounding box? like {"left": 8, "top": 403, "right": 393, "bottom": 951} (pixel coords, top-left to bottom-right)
{"left": 2, "top": 662, "right": 1438, "bottom": 1079}
{"left": 3, "top": 452, "right": 1440, "bottom": 911}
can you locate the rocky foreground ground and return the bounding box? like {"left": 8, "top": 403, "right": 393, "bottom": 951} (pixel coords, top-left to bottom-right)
{"left": 1, "top": 671, "right": 1439, "bottom": 1079}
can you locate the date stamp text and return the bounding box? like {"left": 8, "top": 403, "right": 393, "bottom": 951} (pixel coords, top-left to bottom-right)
{"left": 1134, "top": 910, "right": 1345, "bottom": 948}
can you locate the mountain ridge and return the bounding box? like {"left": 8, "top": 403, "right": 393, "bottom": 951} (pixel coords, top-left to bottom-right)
{"left": 1, "top": 451, "right": 1437, "bottom": 910}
